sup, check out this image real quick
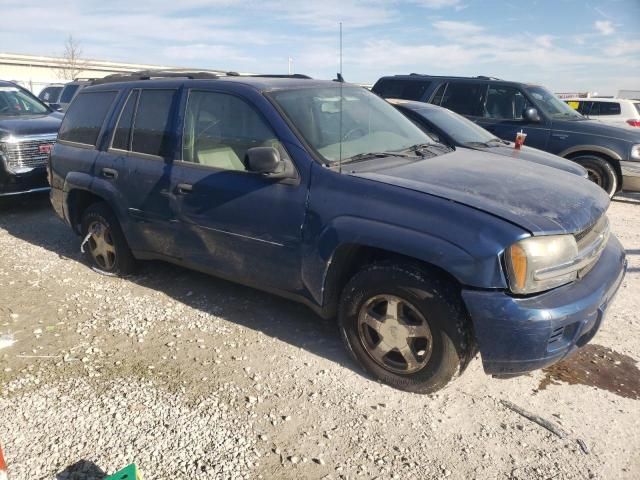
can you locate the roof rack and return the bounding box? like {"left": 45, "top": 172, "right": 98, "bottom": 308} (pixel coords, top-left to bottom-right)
{"left": 401, "top": 74, "right": 503, "bottom": 81}
{"left": 226, "top": 72, "right": 312, "bottom": 79}
{"left": 90, "top": 70, "right": 221, "bottom": 85}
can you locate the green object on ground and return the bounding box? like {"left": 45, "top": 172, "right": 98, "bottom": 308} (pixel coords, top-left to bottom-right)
{"left": 104, "top": 464, "right": 143, "bottom": 480}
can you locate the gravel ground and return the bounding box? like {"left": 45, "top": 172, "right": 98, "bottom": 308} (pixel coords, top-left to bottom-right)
{"left": 0, "top": 193, "right": 639, "bottom": 480}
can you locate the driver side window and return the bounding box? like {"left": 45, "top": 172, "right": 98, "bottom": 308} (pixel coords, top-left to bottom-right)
{"left": 182, "top": 91, "right": 281, "bottom": 171}
{"left": 484, "top": 86, "right": 530, "bottom": 120}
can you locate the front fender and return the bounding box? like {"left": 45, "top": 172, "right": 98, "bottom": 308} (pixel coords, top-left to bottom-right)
{"left": 302, "top": 215, "right": 510, "bottom": 308}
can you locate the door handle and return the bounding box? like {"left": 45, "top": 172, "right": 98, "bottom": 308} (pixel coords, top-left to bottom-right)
{"left": 101, "top": 168, "right": 118, "bottom": 179}
{"left": 177, "top": 183, "right": 193, "bottom": 194}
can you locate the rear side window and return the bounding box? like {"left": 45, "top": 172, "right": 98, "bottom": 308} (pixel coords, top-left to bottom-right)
{"left": 484, "top": 86, "right": 530, "bottom": 119}
{"left": 131, "top": 89, "right": 175, "bottom": 157}
{"left": 58, "top": 91, "right": 117, "bottom": 146}
{"left": 112, "top": 90, "right": 139, "bottom": 150}
{"left": 439, "top": 82, "right": 487, "bottom": 117}
{"left": 596, "top": 102, "right": 621, "bottom": 115}
{"left": 60, "top": 84, "right": 80, "bottom": 103}
{"left": 373, "top": 79, "right": 431, "bottom": 101}
{"left": 39, "top": 86, "right": 62, "bottom": 102}
{"left": 634, "top": 103, "right": 640, "bottom": 115}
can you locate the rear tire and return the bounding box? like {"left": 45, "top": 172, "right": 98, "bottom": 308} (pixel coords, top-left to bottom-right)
{"left": 571, "top": 154, "right": 618, "bottom": 197}
{"left": 80, "top": 202, "right": 136, "bottom": 276}
{"left": 338, "top": 262, "right": 472, "bottom": 394}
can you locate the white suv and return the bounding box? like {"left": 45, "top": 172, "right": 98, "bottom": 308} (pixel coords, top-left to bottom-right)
{"left": 564, "top": 97, "right": 640, "bottom": 129}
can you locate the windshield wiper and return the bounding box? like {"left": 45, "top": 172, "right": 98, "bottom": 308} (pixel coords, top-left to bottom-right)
{"left": 405, "top": 143, "right": 451, "bottom": 156}
{"left": 340, "top": 151, "right": 412, "bottom": 164}
{"left": 465, "top": 138, "right": 506, "bottom": 148}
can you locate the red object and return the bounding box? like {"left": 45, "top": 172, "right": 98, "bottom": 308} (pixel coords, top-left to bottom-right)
{"left": 514, "top": 131, "right": 527, "bottom": 150}
{"left": 38, "top": 144, "right": 53, "bottom": 154}
{"left": 626, "top": 119, "right": 640, "bottom": 127}
{"left": 0, "top": 443, "right": 7, "bottom": 478}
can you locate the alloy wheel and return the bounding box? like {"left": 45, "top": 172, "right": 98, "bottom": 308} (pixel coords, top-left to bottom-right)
{"left": 357, "top": 294, "right": 433, "bottom": 374}
{"left": 87, "top": 220, "right": 117, "bottom": 271}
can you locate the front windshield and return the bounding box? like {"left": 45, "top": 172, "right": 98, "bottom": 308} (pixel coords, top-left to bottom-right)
{"left": 415, "top": 107, "right": 497, "bottom": 145}
{"left": 270, "top": 86, "right": 434, "bottom": 163}
{"left": 0, "top": 86, "right": 49, "bottom": 116}
{"left": 526, "top": 86, "right": 583, "bottom": 120}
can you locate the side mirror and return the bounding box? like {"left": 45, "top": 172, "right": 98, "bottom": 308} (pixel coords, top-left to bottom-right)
{"left": 523, "top": 107, "right": 541, "bottom": 123}
{"left": 246, "top": 147, "right": 292, "bottom": 178}
{"left": 48, "top": 103, "right": 63, "bottom": 111}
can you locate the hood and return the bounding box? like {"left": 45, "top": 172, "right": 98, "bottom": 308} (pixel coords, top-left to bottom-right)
{"left": 350, "top": 149, "right": 609, "bottom": 235}
{"left": 471, "top": 144, "right": 587, "bottom": 177}
{"left": 0, "top": 113, "right": 62, "bottom": 139}
{"left": 552, "top": 118, "right": 640, "bottom": 143}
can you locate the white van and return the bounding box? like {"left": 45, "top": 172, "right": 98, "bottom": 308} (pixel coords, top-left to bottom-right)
{"left": 565, "top": 97, "right": 640, "bottom": 129}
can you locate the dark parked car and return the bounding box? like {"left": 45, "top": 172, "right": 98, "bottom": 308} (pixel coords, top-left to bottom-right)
{"left": 0, "top": 81, "right": 62, "bottom": 197}
{"left": 50, "top": 72, "right": 625, "bottom": 393}
{"left": 38, "top": 84, "right": 65, "bottom": 106}
{"left": 389, "top": 99, "right": 588, "bottom": 177}
{"left": 373, "top": 75, "right": 640, "bottom": 196}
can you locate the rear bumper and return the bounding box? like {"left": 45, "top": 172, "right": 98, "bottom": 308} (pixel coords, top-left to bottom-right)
{"left": 0, "top": 164, "right": 50, "bottom": 197}
{"left": 462, "top": 235, "right": 626, "bottom": 375}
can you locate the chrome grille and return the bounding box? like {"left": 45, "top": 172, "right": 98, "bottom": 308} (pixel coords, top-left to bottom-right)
{"left": 1, "top": 135, "right": 57, "bottom": 172}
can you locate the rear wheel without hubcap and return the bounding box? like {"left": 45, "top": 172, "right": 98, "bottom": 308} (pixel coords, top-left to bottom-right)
{"left": 81, "top": 202, "right": 136, "bottom": 276}
{"left": 86, "top": 220, "right": 117, "bottom": 270}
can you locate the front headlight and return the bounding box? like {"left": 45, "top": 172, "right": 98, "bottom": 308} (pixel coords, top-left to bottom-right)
{"left": 505, "top": 235, "right": 579, "bottom": 294}
{"left": 631, "top": 144, "right": 640, "bottom": 160}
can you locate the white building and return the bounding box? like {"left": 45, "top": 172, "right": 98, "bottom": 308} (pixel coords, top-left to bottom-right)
{"left": 0, "top": 52, "right": 228, "bottom": 94}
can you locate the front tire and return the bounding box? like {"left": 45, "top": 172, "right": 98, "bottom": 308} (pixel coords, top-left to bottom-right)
{"left": 571, "top": 154, "right": 618, "bottom": 197}
{"left": 338, "top": 262, "right": 472, "bottom": 394}
{"left": 81, "top": 202, "right": 136, "bottom": 276}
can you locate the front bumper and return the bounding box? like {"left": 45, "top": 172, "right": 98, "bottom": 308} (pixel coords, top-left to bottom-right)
{"left": 462, "top": 235, "right": 626, "bottom": 375}
{"left": 0, "top": 164, "right": 50, "bottom": 197}
{"left": 621, "top": 161, "right": 640, "bottom": 192}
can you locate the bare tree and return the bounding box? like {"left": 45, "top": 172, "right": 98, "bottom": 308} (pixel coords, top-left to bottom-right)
{"left": 57, "top": 35, "right": 87, "bottom": 80}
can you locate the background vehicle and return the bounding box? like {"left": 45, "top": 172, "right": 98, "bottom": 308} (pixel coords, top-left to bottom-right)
{"left": 389, "top": 99, "right": 588, "bottom": 178}
{"left": 38, "top": 84, "right": 65, "bottom": 106}
{"left": 373, "top": 75, "right": 640, "bottom": 196}
{"left": 564, "top": 97, "right": 640, "bottom": 129}
{"left": 49, "top": 72, "right": 625, "bottom": 393}
{"left": 0, "top": 80, "right": 61, "bottom": 196}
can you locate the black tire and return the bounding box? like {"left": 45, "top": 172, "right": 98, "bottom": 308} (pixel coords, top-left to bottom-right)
{"left": 571, "top": 154, "right": 618, "bottom": 197}
{"left": 80, "top": 202, "right": 136, "bottom": 275}
{"left": 338, "top": 262, "right": 473, "bottom": 394}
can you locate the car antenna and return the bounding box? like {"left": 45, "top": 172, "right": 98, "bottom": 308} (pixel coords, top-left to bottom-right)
{"left": 338, "top": 21, "right": 343, "bottom": 173}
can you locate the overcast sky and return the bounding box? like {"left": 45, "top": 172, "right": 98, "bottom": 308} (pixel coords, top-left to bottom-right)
{"left": 2, "top": 0, "right": 638, "bottom": 94}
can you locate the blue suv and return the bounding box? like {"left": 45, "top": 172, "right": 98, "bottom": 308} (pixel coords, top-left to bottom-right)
{"left": 49, "top": 72, "right": 626, "bottom": 393}
{"left": 373, "top": 75, "right": 640, "bottom": 197}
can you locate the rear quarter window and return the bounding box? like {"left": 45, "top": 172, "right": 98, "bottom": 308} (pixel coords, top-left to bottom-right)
{"left": 60, "top": 84, "right": 80, "bottom": 103}
{"left": 373, "top": 79, "right": 431, "bottom": 101}
{"left": 634, "top": 103, "right": 640, "bottom": 115}
{"left": 58, "top": 91, "right": 117, "bottom": 146}
{"left": 597, "top": 102, "right": 621, "bottom": 115}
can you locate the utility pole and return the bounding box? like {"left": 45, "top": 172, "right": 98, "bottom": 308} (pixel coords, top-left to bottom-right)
{"left": 288, "top": 57, "right": 293, "bottom": 75}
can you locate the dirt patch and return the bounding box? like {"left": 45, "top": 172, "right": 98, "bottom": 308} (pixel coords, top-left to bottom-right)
{"left": 539, "top": 344, "right": 640, "bottom": 399}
